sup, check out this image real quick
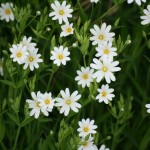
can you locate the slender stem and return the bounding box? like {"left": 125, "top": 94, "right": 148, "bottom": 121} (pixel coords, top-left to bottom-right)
{"left": 25, "top": 15, "right": 37, "bottom": 29}
{"left": 46, "top": 72, "right": 54, "bottom": 91}
{"left": 13, "top": 126, "right": 21, "bottom": 150}
{"left": 83, "top": 55, "right": 86, "bottom": 67}
{"left": 0, "top": 141, "right": 7, "bottom": 150}
{"left": 112, "top": 118, "right": 119, "bottom": 150}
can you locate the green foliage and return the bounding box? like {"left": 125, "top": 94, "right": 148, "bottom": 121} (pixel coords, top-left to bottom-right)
{"left": 0, "top": 0, "right": 150, "bottom": 150}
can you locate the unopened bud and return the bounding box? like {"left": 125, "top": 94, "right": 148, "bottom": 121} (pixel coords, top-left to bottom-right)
{"left": 106, "top": 136, "right": 111, "bottom": 140}
{"left": 46, "top": 27, "right": 51, "bottom": 31}
{"left": 72, "top": 42, "right": 78, "bottom": 47}
{"left": 125, "top": 40, "right": 131, "bottom": 45}
{"left": 36, "top": 11, "right": 41, "bottom": 16}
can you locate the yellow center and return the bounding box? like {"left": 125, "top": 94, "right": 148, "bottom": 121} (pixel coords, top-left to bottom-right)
{"left": 104, "top": 49, "right": 109, "bottom": 54}
{"left": 45, "top": 99, "right": 51, "bottom": 105}
{"left": 66, "top": 27, "right": 72, "bottom": 33}
{"left": 16, "top": 52, "right": 22, "bottom": 58}
{"left": 102, "top": 66, "right": 107, "bottom": 72}
{"left": 83, "top": 141, "right": 88, "bottom": 147}
{"left": 83, "top": 127, "right": 89, "bottom": 132}
{"left": 5, "top": 9, "right": 11, "bottom": 15}
{"left": 98, "top": 35, "right": 104, "bottom": 40}
{"left": 101, "top": 91, "right": 107, "bottom": 97}
{"left": 59, "top": 10, "right": 64, "bottom": 15}
{"left": 37, "top": 102, "right": 41, "bottom": 107}
{"left": 82, "top": 74, "right": 88, "bottom": 80}
{"left": 29, "top": 56, "right": 34, "bottom": 62}
{"left": 66, "top": 100, "right": 71, "bottom": 105}
{"left": 58, "top": 54, "right": 64, "bottom": 60}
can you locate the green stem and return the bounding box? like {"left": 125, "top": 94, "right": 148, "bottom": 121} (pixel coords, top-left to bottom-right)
{"left": 112, "top": 118, "right": 119, "bottom": 150}
{"left": 46, "top": 72, "right": 54, "bottom": 91}
{"left": 13, "top": 126, "right": 21, "bottom": 150}
{"left": 0, "top": 141, "right": 7, "bottom": 150}
{"left": 83, "top": 55, "right": 86, "bottom": 67}
{"left": 25, "top": 15, "right": 37, "bottom": 29}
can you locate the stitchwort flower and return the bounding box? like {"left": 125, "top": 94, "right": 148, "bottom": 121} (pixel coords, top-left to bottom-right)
{"left": 23, "top": 48, "right": 43, "bottom": 71}
{"left": 90, "top": 23, "right": 115, "bottom": 46}
{"left": 95, "top": 42, "right": 117, "bottom": 59}
{"left": 0, "top": 2, "right": 14, "bottom": 22}
{"left": 10, "top": 44, "right": 29, "bottom": 64}
{"left": 96, "top": 84, "right": 115, "bottom": 104}
{"left": 75, "top": 67, "right": 94, "bottom": 88}
{"left": 145, "top": 104, "right": 150, "bottom": 113}
{"left": 38, "top": 92, "right": 55, "bottom": 112}
{"left": 77, "top": 118, "right": 97, "bottom": 137}
{"left": 50, "top": 46, "right": 70, "bottom": 66}
{"left": 90, "top": 57, "right": 121, "bottom": 83}
{"left": 49, "top": 1, "right": 73, "bottom": 24}
{"left": 140, "top": 5, "right": 150, "bottom": 25}
{"left": 127, "top": 0, "right": 146, "bottom": 5}
{"left": 60, "top": 22, "right": 74, "bottom": 37}
{"left": 78, "top": 136, "right": 95, "bottom": 150}
{"left": 55, "top": 88, "right": 81, "bottom": 116}
{"left": 26, "top": 92, "right": 49, "bottom": 119}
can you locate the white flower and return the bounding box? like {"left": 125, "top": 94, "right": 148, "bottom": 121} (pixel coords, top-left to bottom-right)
{"left": 49, "top": 1, "right": 73, "bottom": 24}
{"left": 90, "top": 0, "right": 99, "bottom": 3}
{"left": 95, "top": 42, "right": 117, "bottom": 59}
{"left": 55, "top": 88, "right": 81, "bottom": 116}
{"left": 20, "top": 36, "right": 36, "bottom": 51}
{"left": 140, "top": 5, "right": 150, "bottom": 25}
{"left": 23, "top": 48, "right": 43, "bottom": 71}
{"left": 39, "top": 92, "right": 55, "bottom": 112}
{"left": 127, "top": 0, "right": 146, "bottom": 5}
{"left": 10, "top": 44, "right": 29, "bottom": 64}
{"left": 77, "top": 118, "right": 97, "bottom": 137}
{"left": 75, "top": 67, "right": 94, "bottom": 88}
{"left": 0, "top": 3, "right": 14, "bottom": 22}
{"left": 60, "top": 23, "right": 74, "bottom": 37}
{"left": 145, "top": 104, "right": 150, "bottom": 113}
{"left": 99, "top": 144, "right": 110, "bottom": 150}
{"left": 90, "top": 23, "right": 115, "bottom": 46}
{"left": 50, "top": 46, "right": 70, "bottom": 66}
{"left": 96, "top": 84, "right": 115, "bottom": 104}
{"left": 0, "top": 58, "right": 4, "bottom": 76}
{"left": 78, "top": 136, "right": 95, "bottom": 150}
{"left": 26, "top": 92, "right": 49, "bottom": 119}
{"left": 90, "top": 57, "right": 121, "bottom": 83}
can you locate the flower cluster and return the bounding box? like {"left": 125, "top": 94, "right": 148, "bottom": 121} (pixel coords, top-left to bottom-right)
{"left": 49, "top": 1, "right": 74, "bottom": 37}
{"left": 9, "top": 36, "right": 43, "bottom": 71}
{"left": 77, "top": 118, "right": 98, "bottom": 149}
{"left": 89, "top": 22, "right": 121, "bottom": 104}
{"left": 26, "top": 92, "right": 55, "bottom": 119}
{"left": 26, "top": 88, "right": 81, "bottom": 118}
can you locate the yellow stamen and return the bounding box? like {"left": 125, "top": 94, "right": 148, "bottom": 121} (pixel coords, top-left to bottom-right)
{"left": 37, "top": 102, "right": 41, "bottom": 107}
{"left": 101, "top": 91, "right": 107, "bottom": 97}
{"left": 45, "top": 99, "right": 51, "bottom": 105}
{"left": 83, "top": 141, "right": 88, "bottom": 146}
{"left": 83, "top": 127, "right": 89, "bottom": 132}
{"left": 58, "top": 54, "right": 64, "bottom": 60}
{"left": 98, "top": 35, "right": 104, "bottom": 40}
{"left": 16, "top": 52, "right": 22, "bottom": 58}
{"left": 29, "top": 56, "right": 34, "bottom": 62}
{"left": 5, "top": 9, "right": 11, "bottom": 15}
{"left": 82, "top": 74, "right": 88, "bottom": 80}
{"left": 66, "top": 27, "right": 72, "bottom": 33}
{"left": 66, "top": 100, "right": 71, "bottom": 105}
{"left": 102, "top": 66, "right": 107, "bottom": 72}
{"left": 59, "top": 10, "right": 64, "bottom": 15}
{"left": 104, "top": 49, "right": 109, "bottom": 54}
